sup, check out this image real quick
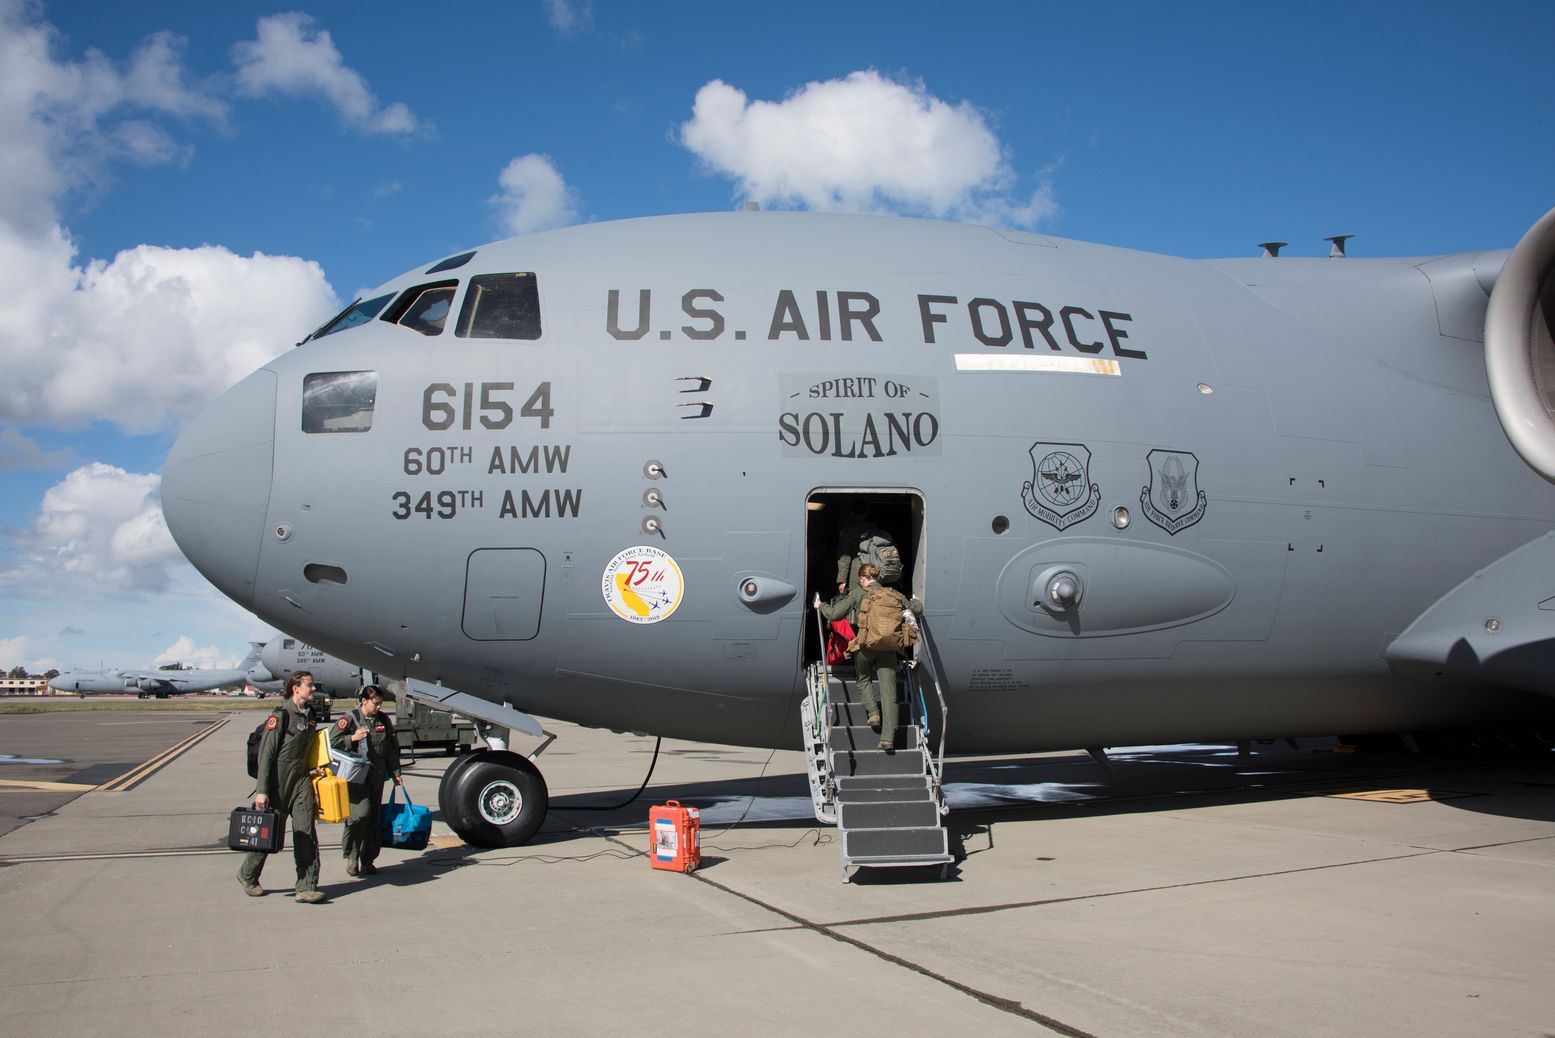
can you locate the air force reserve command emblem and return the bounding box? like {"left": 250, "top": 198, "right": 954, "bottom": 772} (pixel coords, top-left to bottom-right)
{"left": 1141, "top": 449, "right": 1207, "bottom": 534}
{"left": 1022, "top": 443, "right": 1100, "bottom": 531}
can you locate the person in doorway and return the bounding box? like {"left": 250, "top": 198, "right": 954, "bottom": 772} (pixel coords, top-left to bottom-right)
{"left": 329, "top": 684, "right": 403, "bottom": 876}
{"left": 834, "top": 502, "right": 890, "bottom": 594}
{"left": 239, "top": 671, "right": 326, "bottom": 903}
{"left": 816, "top": 564, "right": 923, "bottom": 751}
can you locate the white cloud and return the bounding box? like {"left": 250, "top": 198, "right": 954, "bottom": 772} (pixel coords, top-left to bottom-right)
{"left": 678, "top": 70, "right": 1059, "bottom": 228}
{"left": 154, "top": 635, "right": 228, "bottom": 669}
{"left": 0, "top": 428, "right": 73, "bottom": 470}
{"left": 0, "top": 634, "right": 56, "bottom": 676}
{"left": 490, "top": 154, "right": 579, "bottom": 235}
{"left": 0, "top": 5, "right": 339, "bottom": 434}
{"left": 0, "top": 4, "right": 226, "bottom": 233}
{"left": 546, "top": 0, "right": 594, "bottom": 34}
{"left": 0, "top": 225, "right": 337, "bottom": 433}
{"left": 120, "top": 31, "right": 228, "bottom": 123}
{"left": 12, "top": 462, "right": 183, "bottom": 594}
{"left": 232, "top": 13, "right": 423, "bottom": 136}
{"left": 0, "top": 635, "right": 35, "bottom": 668}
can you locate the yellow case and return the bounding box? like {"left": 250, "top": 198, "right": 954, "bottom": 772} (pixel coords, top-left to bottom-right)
{"left": 308, "top": 730, "right": 332, "bottom": 770}
{"left": 314, "top": 774, "right": 349, "bottom": 823}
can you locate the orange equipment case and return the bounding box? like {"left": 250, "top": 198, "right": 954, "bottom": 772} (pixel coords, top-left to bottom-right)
{"left": 648, "top": 800, "right": 700, "bottom": 873}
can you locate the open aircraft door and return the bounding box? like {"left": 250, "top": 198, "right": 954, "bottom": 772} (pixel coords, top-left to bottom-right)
{"left": 804, "top": 488, "right": 925, "bottom": 664}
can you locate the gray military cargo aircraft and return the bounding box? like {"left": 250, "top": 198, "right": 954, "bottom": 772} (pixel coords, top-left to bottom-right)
{"left": 160, "top": 207, "right": 1555, "bottom": 852}
{"left": 50, "top": 643, "right": 265, "bottom": 698}
{"left": 244, "top": 634, "right": 367, "bottom": 697}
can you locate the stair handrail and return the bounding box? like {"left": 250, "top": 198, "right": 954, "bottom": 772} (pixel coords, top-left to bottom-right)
{"left": 911, "top": 614, "right": 950, "bottom": 804}
{"left": 810, "top": 599, "right": 831, "bottom": 740}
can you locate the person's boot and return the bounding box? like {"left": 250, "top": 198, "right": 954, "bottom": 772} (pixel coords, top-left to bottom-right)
{"left": 345, "top": 859, "right": 360, "bottom": 877}
{"left": 238, "top": 874, "right": 264, "bottom": 897}
{"left": 360, "top": 862, "right": 378, "bottom": 876}
{"left": 866, "top": 713, "right": 881, "bottom": 730}
{"left": 294, "top": 889, "right": 327, "bottom": 904}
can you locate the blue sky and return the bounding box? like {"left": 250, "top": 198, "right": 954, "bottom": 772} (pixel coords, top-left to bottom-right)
{"left": 2, "top": 0, "right": 1552, "bottom": 672}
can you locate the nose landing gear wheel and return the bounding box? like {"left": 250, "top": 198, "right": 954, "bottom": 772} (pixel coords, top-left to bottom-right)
{"left": 441, "top": 750, "right": 549, "bottom": 847}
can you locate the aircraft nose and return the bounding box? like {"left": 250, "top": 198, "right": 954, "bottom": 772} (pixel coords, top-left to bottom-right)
{"left": 161, "top": 369, "right": 277, "bottom": 609}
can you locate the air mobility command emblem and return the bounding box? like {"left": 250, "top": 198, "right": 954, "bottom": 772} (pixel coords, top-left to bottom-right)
{"left": 1022, "top": 442, "right": 1100, "bottom": 531}
{"left": 1141, "top": 449, "right": 1207, "bottom": 534}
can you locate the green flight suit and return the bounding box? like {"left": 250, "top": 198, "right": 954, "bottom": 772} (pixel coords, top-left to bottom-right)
{"left": 329, "top": 708, "right": 402, "bottom": 868}
{"left": 239, "top": 700, "right": 320, "bottom": 892}
{"left": 820, "top": 584, "right": 923, "bottom": 745}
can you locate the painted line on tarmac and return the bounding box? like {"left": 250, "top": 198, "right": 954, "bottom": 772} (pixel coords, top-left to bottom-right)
{"left": 587, "top": 828, "right": 1097, "bottom": 1038}
{"left": 0, "top": 778, "right": 99, "bottom": 793}
{"left": 0, "top": 840, "right": 345, "bottom": 865}
{"left": 94, "top": 716, "right": 231, "bottom": 792}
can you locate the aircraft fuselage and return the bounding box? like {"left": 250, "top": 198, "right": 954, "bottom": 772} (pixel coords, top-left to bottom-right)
{"left": 161, "top": 212, "right": 1555, "bottom": 753}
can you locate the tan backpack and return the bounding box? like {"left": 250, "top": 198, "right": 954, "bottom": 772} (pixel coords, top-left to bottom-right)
{"left": 851, "top": 585, "right": 919, "bottom": 654}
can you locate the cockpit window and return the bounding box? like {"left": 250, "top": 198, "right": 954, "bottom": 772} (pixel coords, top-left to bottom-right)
{"left": 382, "top": 280, "right": 458, "bottom": 336}
{"left": 302, "top": 371, "right": 379, "bottom": 433}
{"left": 308, "top": 293, "right": 394, "bottom": 341}
{"left": 426, "top": 251, "right": 477, "bottom": 274}
{"left": 456, "top": 273, "right": 541, "bottom": 340}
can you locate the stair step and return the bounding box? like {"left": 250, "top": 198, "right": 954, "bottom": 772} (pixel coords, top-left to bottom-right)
{"left": 831, "top": 747, "right": 926, "bottom": 778}
{"left": 842, "top": 825, "right": 949, "bottom": 861}
{"left": 836, "top": 778, "right": 933, "bottom": 802}
{"left": 829, "top": 686, "right": 907, "bottom": 702}
{"left": 829, "top": 725, "right": 920, "bottom": 752}
{"left": 828, "top": 699, "right": 907, "bottom": 726}
{"left": 838, "top": 799, "right": 941, "bottom": 830}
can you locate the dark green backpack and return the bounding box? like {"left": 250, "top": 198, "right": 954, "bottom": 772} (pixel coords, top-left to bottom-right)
{"left": 859, "top": 533, "right": 903, "bottom": 584}
{"left": 245, "top": 709, "right": 287, "bottom": 778}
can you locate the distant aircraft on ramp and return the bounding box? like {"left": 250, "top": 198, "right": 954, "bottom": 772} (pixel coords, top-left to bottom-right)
{"left": 244, "top": 635, "right": 368, "bottom": 697}
{"left": 50, "top": 643, "right": 265, "bottom": 698}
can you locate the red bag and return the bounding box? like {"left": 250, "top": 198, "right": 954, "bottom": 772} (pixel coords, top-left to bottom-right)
{"left": 826, "top": 619, "right": 856, "bottom": 665}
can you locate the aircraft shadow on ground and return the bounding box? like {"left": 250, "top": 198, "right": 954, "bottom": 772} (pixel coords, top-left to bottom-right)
{"left": 938, "top": 745, "right": 1555, "bottom": 831}
{"left": 385, "top": 744, "right": 1553, "bottom": 891}
{"left": 515, "top": 744, "right": 1555, "bottom": 844}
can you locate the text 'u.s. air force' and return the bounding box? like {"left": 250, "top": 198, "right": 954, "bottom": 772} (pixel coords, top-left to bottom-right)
{"left": 606, "top": 289, "right": 1143, "bottom": 359}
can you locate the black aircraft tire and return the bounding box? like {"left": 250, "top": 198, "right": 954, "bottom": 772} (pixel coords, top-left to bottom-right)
{"left": 437, "top": 751, "right": 482, "bottom": 824}
{"left": 444, "top": 751, "right": 549, "bottom": 848}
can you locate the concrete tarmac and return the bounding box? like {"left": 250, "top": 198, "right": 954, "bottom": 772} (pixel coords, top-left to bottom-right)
{"left": 0, "top": 708, "right": 1551, "bottom": 1037}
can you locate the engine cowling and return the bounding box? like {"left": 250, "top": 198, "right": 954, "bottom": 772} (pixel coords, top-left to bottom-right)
{"left": 1485, "top": 205, "right": 1555, "bottom": 483}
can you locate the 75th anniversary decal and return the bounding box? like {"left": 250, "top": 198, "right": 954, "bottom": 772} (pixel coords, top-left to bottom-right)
{"left": 601, "top": 546, "right": 684, "bottom": 624}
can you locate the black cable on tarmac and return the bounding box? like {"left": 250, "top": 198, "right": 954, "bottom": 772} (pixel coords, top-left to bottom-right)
{"left": 554, "top": 736, "right": 663, "bottom": 811}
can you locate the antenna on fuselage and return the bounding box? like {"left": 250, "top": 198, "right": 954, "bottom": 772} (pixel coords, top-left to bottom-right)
{"left": 1258, "top": 241, "right": 1287, "bottom": 258}
{"left": 1325, "top": 234, "right": 1355, "bottom": 258}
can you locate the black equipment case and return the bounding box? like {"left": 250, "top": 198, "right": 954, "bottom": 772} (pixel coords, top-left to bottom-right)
{"left": 228, "top": 806, "right": 285, "bottom": 853}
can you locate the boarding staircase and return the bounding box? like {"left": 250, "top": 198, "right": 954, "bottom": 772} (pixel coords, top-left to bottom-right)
{"left": 801, "top": 617, "right": 953, "bottom": 883}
